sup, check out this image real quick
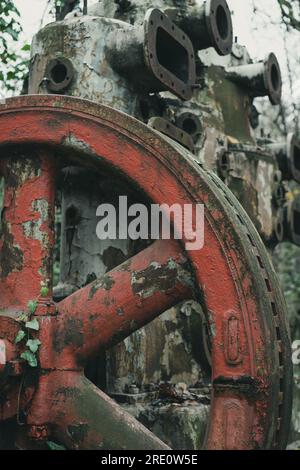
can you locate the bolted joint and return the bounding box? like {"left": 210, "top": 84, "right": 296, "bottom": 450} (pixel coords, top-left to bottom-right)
{"left": 106, "top": 8, "right": 196, "bottom": 100}
{"left": 148, "top": 116, "right": 195, "bottom": 153}
{"left": 27, "top": 424, "right": 50, "bottom": 441}
{"left": 45, "top": 57, "right": 74, "bottom": 93}
{"left": 176, "top": 112, "right": 202, "bottom": 143}
{"left": 169, "top": 0, "right": 233, "bottom": 56}
{"left": 35, "top": 299, "right": 57, "bottom": 317}
{"left": 226, "top": 53, "right": 282, "bottom": 105}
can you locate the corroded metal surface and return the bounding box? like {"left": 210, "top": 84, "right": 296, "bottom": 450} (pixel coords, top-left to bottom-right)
{"left": 0, "top": 95, "right": 293, "bottom": 449}
{"left": 25, "top": 0, "right": 298, "bottom": 446}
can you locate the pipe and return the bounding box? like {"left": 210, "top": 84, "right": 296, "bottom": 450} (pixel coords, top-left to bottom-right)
{"left": 106, "top": 8, "right": 196, "bottom": 100}
{"left": 226, "top": 53, "right": 282, "bottom": 105}
{"left": 173, "top": 0, "right": 233, "bottom": 56}
{"left": 268, "top": 133, "right": 300, "bottom": 183}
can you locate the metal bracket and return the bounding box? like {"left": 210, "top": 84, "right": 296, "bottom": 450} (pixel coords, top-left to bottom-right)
{"left": 148, "top": 116, "right": 195, "bottom": 153}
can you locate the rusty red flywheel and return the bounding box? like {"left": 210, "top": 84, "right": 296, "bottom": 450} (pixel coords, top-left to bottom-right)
{"left": 0, "top": 95, "right": 292, "bottom": 450}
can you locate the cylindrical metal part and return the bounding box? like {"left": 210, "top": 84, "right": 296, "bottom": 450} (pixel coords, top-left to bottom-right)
{"left": 268, "top": 133, "right": 300, "bottom": 183}
{"left": 226, "top": 53, "right": 282, "bottom": 105}
{"left": 89, "top": 0, "right": 233, "bottom": 56}
{"left": 106, "top": 8, "right": 196, "bottom": 100}
{"left": 54, "top": 239, "right": 195, "bottom": 365}
{"left": 173, "top": 0, "right": 233, "bottom": 55}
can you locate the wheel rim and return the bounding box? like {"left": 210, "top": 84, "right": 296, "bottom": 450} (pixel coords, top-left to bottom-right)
{"left": 0, "top": 95, "right": 292, "bottom": 450}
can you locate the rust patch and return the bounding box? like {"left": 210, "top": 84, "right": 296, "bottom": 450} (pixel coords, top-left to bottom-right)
{"left": 213, "top": 375, "right": 261, "bottom": 400}
{"left": 53, "top": 318, "right": 83, "bottom": 353}
{"left": 131, "top": 259, "right": 193, "bottom": 298}
{"left": 88, "top": 275, "right": 115, "bottom": 299}
{"left": 0, "top": 224, "right": 23, "bottom": 278}
{"left": 4, "top": 154, "right": 41, "bottom": 188}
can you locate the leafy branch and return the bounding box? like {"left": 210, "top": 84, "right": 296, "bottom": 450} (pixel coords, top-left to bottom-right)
{"left": 0, "top": 0, "right": 30, "bottom": 92}
{"left": 277, "top": 0, "right": 300, "bottom": 31}
{"left": 15, "top": 300, "right": 40, "bottom": 368}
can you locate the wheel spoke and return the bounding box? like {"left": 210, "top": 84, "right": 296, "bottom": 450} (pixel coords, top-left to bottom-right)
{"left": 49, "top": 372, "right": 170, "bottom": 450}
{"left": 55, "top": 239, "right": 195, "bottom": 363}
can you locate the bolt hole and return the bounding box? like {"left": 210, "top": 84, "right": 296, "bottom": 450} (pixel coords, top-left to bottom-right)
{"left": 50, "top": 62, "right": 68, "bottom": 84}
{"left": 182, "top": 117, "right": 197, "bottom": 135}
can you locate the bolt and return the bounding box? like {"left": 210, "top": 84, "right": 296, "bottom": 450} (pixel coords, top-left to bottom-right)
{"left": 128, "top": 384, "right": 139, "bottom": 394}
{"left": 36, "top": 299, "right": 57, "bottom": 316}
{"left": 27, "top": 425, "right": 50, "bottom": 441}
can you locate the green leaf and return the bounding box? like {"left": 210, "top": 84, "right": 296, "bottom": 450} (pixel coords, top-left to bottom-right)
{"left": 15, "top": 330, "right": 26, "bottom": 344}
{"left": 40, "top": 286, "right": 49, "bottom": 298}
{"left": 21, "top": 44, "right": 30, "bottom": 51}
{"left": 25, "top": 318, "right": 39, "bottom": 331}
{"left": 27, "top": 300, "right": 38, "bottom": 315}
{"left": 26, "top": 339, "right": 41, "bottom": 353}
{"left": 46, "top": 441, "right": 66, "bottom": 451}
{"left": 21, "top": 350, "right": 37, "bottom": 368}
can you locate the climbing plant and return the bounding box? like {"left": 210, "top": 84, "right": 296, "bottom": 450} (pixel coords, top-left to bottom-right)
{"left": 0, "top": 0, "right": 30, "bottom": 93}
{"left": 277, "top": 0, "right": 300, "bottom": 31}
